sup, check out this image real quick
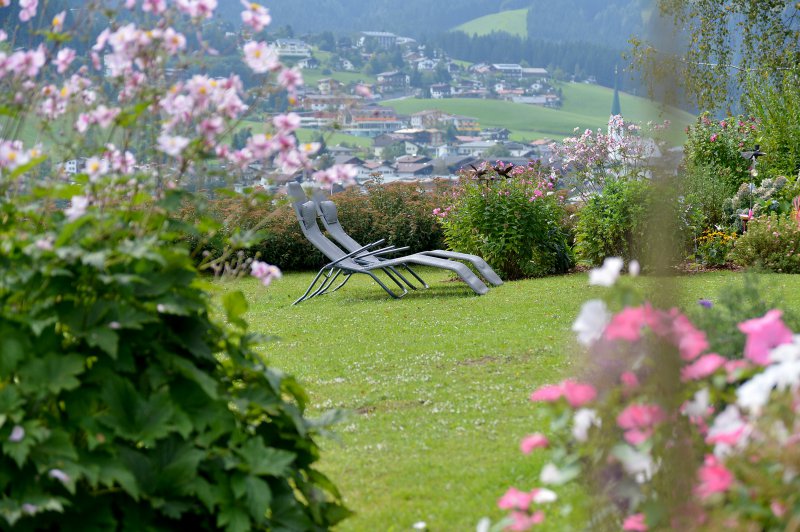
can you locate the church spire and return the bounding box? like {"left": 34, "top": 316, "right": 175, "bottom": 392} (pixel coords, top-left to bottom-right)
{"left": 611, "top": 65, "right": 621, "bottom": 116}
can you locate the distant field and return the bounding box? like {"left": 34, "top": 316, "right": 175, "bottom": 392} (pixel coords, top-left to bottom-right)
{"left": 381, "top": 83, "right": 695, "bottom": 145}
{"left": 452, "top": 8, "right": 529, "bottom": 38}
{"left": 300, "top": 68, "right": 376, "bottom": 88}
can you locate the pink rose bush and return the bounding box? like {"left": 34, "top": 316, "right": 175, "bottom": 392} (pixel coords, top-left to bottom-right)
{"left": 492, "top": 259, "right": 800, "bottom": 530}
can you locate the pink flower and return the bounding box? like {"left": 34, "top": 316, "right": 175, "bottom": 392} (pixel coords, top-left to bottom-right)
{"left": 157, "top": 134, "right": 190, "bottom": 157}
{"left": 709, "top": 134, "right": 718, "bottom": 142}
{"left": 508, "top": 510, "right": 544, "bottom": 531}
{"left": 620, "top": 372, "right": 639, "bottom": 390}
{"left": 562, "top": 380, "right": 596, "bottom": 407}
{"left": 250, "top": 260, "right": 281, "bottom": 287}
{"left": 738, "top": 310, "right": 794, "bottom": 365}
{"left": 695, "top": 454, "right": 733, "bottom": 499}
{"left": 277, "top": 67, "right": 303, "bottom": 93}
{"left": 355, "top": 84, "right": 373, "bottom": 98}
{"left": 142, "top": 0, "right": 166, "bottom": 14}
{"left": 520, "top": 434, "right": 549, "bottom": 454}
{"left": 55, "top": 48, "right": 76, "bottom": 74}
{"left": 530, "top": 384, "right": 563, "bottom": 403}
{"left": 771, "top": 501, "right": 787, "bottom": 518}
{"left": 176, "top": 0, "right": 217, "bottom": 18}
{"left": 605, "top": 306, "right": 647, "bottom": 342}
{"left": 240, "top": 0, "right": 271, "bottom": 32}
{"left": 617, "top": 403, "right": 664, "bottom": 444}
{"left": 622, "top": 513, "right": 648, "bottom": 531}
{"left": 51, "top": 10, "right": 66, "bottom": 32}
{"left": 273, "top": 112, "right": 301, "bottom": 133}
{"left": 672, "top": 313, "right": 709, "bottom": 360}
{"left": 19, "top": 0, "right": 38, "bottom": 22}
{"left": 243, "top": 40, "right": 279, "bottom": 73}
{"left": 497, "top": 487, "right": 533, "bottom": 511}
{"left": 8, "top": 425, "right": 25, "bottom": 442}
{"left": 64, "top": 195, "right": 89, "bottom": 221}
{"left": 681, "top": 353, "right": 726, "bottom": 381}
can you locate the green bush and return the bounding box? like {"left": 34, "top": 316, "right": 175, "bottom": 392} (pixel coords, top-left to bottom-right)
{"left": 436, "top": 163, "right": 573, "bottom": 280}
{"left": 0, "top": 186, "right": 348, "bottom": 530}
{"left": 682, "top": 165, "right": 742, "bottom": 229}
{"left": 195, "top": 183, "right": 449, "bottom": 272}
{"left": 574, "top": 178, "right": 653, "bottom": 266}
{"left": 730, "top": 212, "right": 800, "bottom": 272}
{"left": 694, "top": 229, "right": 738, "bottom": 267}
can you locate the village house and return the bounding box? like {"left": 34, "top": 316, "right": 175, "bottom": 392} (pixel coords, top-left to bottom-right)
{"left": 340, "top": 104, "right": 405, "bottom": 137}
{"left": 430, "top": 83, "right": 452, "bottom": 99}
{"left": 317, "top": 78, "right": 344, "bottom": 95}
{"left": 296, "top": 57, "right": 319, "bottom": 69}
{"left": 375, "top": 71, "right": 408, "bottom": 93}
{"left": 358, "top": 31, "right": 398, "bottom": 50}
{"left": 457, "top": 140, "right": 497, "bottom": 157}
{"left": 491, "top": 63, "right": 523, "bottom": 77}
{"left": 274, "top": 39, "right": 312, "bottom": 58}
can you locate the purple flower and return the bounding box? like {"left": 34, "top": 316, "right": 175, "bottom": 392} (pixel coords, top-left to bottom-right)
{"left": 21, "top": 504, "right": 37, "bottom": 515}
{"left": 8, "top": 425, "right": 24, "bottom": 442}
{"left": 48, "top": 469, "right": 70, "bottom": 484}
{"left": 699, "top": 299, "right": 713, "bottom": 309}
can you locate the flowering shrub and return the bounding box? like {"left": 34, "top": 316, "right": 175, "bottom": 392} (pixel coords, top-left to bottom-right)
{"left": 434, "top": 162, "right": 572, "bottom": 280}
{"left": 574, "top": 178, "right": 653, "bottom": 267}
{"left": 0, "top": 1, "right": 350, "bottom": 528}
{"left": 694, "top": 229, "right": 737, "bottom": 267}
{"left": 683, "top": 113, "right": 759, "bottom": 188}
{"left": 489, "top": 258, "right": 800, "bottom": 531}
{"left": 730, "top": 213, "right": 800, "bottom": 273}
{"left": 724, "top": 176, "right": 795, "bottom": 231}
{"left": 551, "top": 116, "right": 667, "bottom": 201}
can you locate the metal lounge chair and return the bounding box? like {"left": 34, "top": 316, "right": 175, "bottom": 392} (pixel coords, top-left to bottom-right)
{"left": 289, "top": 199, "right": 490, "bottom": 304}
{"left": 287, "top": 183, "right": 428, "bottom": 291}
{"left": 287, "top": 182, "right": 503, "bottom": 287}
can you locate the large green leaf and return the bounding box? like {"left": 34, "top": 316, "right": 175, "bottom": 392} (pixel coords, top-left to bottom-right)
{"left": 18, "top": 354, "right": 85, "bottom": 396}
{"left": 100, "top": 379, "right": 175, "bottom": 444}
{"left": 235, "top": 439, "right": 295, "bottom": 477}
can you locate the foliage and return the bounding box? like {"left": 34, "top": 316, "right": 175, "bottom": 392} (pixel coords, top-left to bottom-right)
{"left": 0, "top": 1, "right": 351, "bottom": 529}
{"left": 745, "top": 66, "right": 800, "bottom": 179}
{"left": 694, "top": 229, "right": 737, "bottom": 267}
{"left": 435, "top": 162, "right": 573, "bottom": 280}
{"left": 730, "top": 213, "right": 800, "bottom": 273}
{"left": 681, "top": 165, "right": 737, "bottom": 230}
{"left": 723, "top": 176, "right": 794, "bottom": 231}
{"left": 631, "top": 0, "right": 800, "bottom": 110}
{"left": 574, "top": 178, "right": 653, "bottom": 266}
{"left": 490, "top": 263, "right": 800, "bottom": 531}
{"left": 0, "top": 185, "right": 348, "bottom": 531}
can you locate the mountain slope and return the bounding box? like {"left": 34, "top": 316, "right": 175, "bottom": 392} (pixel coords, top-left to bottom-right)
{"left": 452, "top": 9, "right": 529, "bottom": 38}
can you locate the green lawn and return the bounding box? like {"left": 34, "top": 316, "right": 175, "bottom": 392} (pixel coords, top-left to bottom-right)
{"left": 381, "top": 83, "right": 695, "bottom": 145}
{"left": 452, "top": 8, "right": 530, "bottom": 38}
{"left": 300, "top": 69, "right": 376, "bottom": 88}
{"left": 215, "top": 270, "right": 800, "bottom": 531}
{"left": 233, "top": 121, "right": 373, "bottom": 148}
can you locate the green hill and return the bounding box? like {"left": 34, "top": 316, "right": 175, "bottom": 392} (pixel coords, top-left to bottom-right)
{"left": 381, "top": 83, "right": 694, "bottom": 145}
{"left": 452, "top": 8, "right": 529, "bottom": 38}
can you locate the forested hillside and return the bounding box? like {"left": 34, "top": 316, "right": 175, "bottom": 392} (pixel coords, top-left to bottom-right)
{"left": 526, "top": 0, "right": 649, "bottom": 47}
{"left": 217, "top": 0, "right": 530, "bottom": 36}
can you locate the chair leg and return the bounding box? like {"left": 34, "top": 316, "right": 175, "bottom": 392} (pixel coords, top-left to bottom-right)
{"left": 293, "top": 268, "right": 329, "bottom": 305}
{"left": 366, "top": 271, "right": 406, "bottom": 299}
{"left": 403, "top": 265, "right": 429, "bottom": 289}
{"left": 384, "top": 267, "right": 414, "bottom": 291}
{"left": 388, "top": 266, "right": 420, "bottom": 290}
{"left": 309, "top": 268, "right": 341, "bottom": 299}
{"left": 329, "top": 273, "right": 352, "bottom": 293}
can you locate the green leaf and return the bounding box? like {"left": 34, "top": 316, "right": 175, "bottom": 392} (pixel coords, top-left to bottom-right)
{"left": 100, "top": 379, "right": 175, "bottom": 444}
{"left": 223, "top": 291, "right": 248, "bottom": 330}
{"left": 18, "top": 354, "right": 85, "bottom": 396}
{"left": 169, "top": 357, "right": 218, "bottom": 400}
{"left": 244, "top": 475, "right": 271, "bottom": 523}
{"left": 86, "top": 328, "right": 119, "bottom": 359}
{"left": 0, "top": 326, "right": 27, "bottom": 374}
{"left": 236, "top": 438, "right": 295, "bottom": 477}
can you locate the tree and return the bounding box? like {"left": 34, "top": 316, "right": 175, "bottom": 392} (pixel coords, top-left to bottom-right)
{"left": 630, "top": 0, "right": 800, "bottom": 111}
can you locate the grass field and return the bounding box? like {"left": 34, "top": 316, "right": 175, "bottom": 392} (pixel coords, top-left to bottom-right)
{"left": 300, "top": 68, "right": 376, "bottom": 88}
{"left": 233, "top": 120, "right": 373, "bottom": 148}
{"left": 215, "top": 270, "right": 800, "bottom": 531}
{"left": 381, "top": 83, "right": 695, "bottom": 145}
{"left": 452, "top": 8, "right": 529, "bottom": 38}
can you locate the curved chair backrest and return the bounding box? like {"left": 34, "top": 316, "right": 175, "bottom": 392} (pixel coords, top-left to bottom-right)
{"left": 286, "top": 181, "right": 307, "bottom": 216}
{"left": 296, "top": 201, "right": 361, "bottom": 268}
{"left": 318, "top": 200, "right": 363, "bottom": 252}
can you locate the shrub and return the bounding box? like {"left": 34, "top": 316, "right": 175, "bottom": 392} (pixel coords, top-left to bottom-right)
{"left": 694, "top": 228, "right": 737, "bottom": 267}
{"left": 729, "top": 212, "right": 800, "bottom": 272}
{"left": 574, "top": 178, "right": 653, "bottom": 266}
{"left": 436, "top": 163, "right": 573, "bottom": 280}
{"left": 0, "top": 0, "right": 351, "bottom": 528}
{"left": 681, "top": 165, "right": 741, "bottom": 229}
{"left": 723, "top": 176, "right": 792, "bottom": 231}
{"left": 683, "top": 113, "right": 758, "bottom": 189}
{"left": 489, "top": 265, "right": 800, "bottom": 531}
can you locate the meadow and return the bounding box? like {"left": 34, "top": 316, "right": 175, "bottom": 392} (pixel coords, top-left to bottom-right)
{"left": 452, "top": 8, "right": 530, "bottom": 38}
{"left": 217, "top": 269, "right": 800, "bottom": 530}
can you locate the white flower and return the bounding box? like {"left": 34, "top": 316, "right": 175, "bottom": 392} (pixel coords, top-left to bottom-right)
{"left": 589, "top": 257, "right": 624, "bottom": 287}
{"left": 683, "top": 387, "right": 710, "bottom": 418}
{"left": 572, "top": 408, "right": 600, "bottom": 442}
{"left": 572, "top": 299, "right": 610, "bottom": 346}
{"left": 707, "top": 405, "right": 750, "bottom": 457}
{"left": 539, "top": 463, "right": 576, "bottom": 485}
{"left": 628, "top": 259, "right": 640, "bottom": 277}
{"left": 85, "top": 156, "right": 109, "bottom": 181}
{"left": 64, "top": 195, "right": 89, "bottom": 221}
{"left": 532, "top": 488, "right": 558, "bottom": 504}
{"left": 612, "top": 445, "right": 656, "bottom": 483}
{"left": 476, "top": 517, "right": 491, "bottom": 532}
{"left": 412, "top": 522, "right": 427, "bottom": 530}
{"left": 157, "top": 134, "right": 190, "bottom": 157}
